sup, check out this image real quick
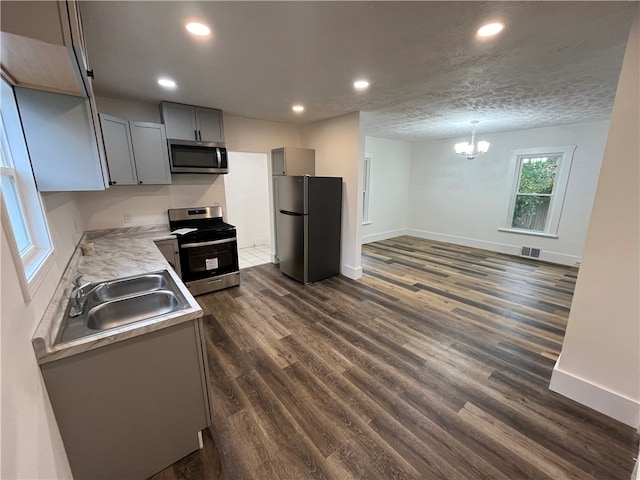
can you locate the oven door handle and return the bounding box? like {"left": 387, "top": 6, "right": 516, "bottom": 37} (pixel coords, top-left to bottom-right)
{"left": 181, "top": 237, "right": 237, "bottom": 249}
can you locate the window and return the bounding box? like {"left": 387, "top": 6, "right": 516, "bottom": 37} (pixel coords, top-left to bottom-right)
{"left": 362, "top": 156, "right": 371, "bottom": 224}
{"left": 1, "top": 78, "right": 54, "bottom": 299}
{"left": 501, "top": 146, "right": 576, "bottom": 237}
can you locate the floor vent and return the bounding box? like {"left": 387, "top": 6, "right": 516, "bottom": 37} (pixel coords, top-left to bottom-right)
{"left": 521, "top": 246, "right": 541, "bottom": 259}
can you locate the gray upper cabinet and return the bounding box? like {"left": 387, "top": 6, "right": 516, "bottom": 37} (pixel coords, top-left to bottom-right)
{"left": 130, "top": 122, "right": 171, "bottom": 184}
{"left": 100, "top": 114, "right": 171, "bottom": 185}
{"left": 16, "top": 87, "right": 109, "bottom": 191}
{"left": 160, "top": 102, "right": 197, "bottom": 141}
{"left": 1, "top": 1, "right": 92, "bottom": 98}
{"left": 100, "top": 114, "right": 136, "bottom": 185}
{"left": 194, "top": 107, "right": 224, "bottom": 142}
{"left": 160, "top": 101, "right": 225, "bottom": 143}
{"left": 271, "top": 147, "right": 315, "bottom": 176}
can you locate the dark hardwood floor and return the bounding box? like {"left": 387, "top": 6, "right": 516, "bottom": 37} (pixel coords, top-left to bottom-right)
{"left": 150, "top": 236, "right": 639, "bottom": 480}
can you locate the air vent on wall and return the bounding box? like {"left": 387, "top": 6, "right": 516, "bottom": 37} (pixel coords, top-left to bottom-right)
{"left": 520, "top": 246, "right": 541, "bottom": 259}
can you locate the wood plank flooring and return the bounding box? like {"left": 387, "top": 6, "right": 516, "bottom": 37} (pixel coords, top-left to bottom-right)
{"left": 150, "top": 236, "right": 639, "bottom": 480}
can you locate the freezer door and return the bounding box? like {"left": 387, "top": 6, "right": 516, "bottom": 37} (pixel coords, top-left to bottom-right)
{"left": 277, "top": 176, "right": 306, "bottom": 214}
{"left": 276, "top": 211, "right": 305, "bottom": 283}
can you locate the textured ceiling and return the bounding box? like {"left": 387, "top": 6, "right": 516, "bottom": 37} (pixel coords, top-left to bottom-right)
{"left": 79, "top": 1, "right": 636, "bottom": 142}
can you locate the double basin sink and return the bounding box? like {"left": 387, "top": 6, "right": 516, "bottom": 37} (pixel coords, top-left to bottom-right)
{"left": 55, "top": 270, "right": 190, "bottom": 344}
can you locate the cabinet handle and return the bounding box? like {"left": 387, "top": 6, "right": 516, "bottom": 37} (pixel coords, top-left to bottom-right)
{"left": 198, "top": 130, "right": 202, "bottom": 141}
{"left": 139, "top": 181, "right": 143, "bottom": 184}
{"left": 87, "top": 69, "right": 94, "bottom": 78}
{"left": 110, "top": 181, "right": 117, "bottom": 185}
{"left": 194, "top": 130, "right": 198, "bottom": 141}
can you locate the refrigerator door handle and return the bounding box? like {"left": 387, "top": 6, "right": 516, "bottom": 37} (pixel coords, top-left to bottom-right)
{"left": 280, "top": 210, "right": 305, "bottom": 216}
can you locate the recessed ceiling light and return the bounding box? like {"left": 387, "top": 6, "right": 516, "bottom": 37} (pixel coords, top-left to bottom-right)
{"left": 186, "top": 22, "right": 211, "bottom": 37}
{"left": 292, "top": 105, "right": 304, "bottom": 113}
{"left": 477, "top": 22, "right": 504, "bottom": 37}
{"left": 353, "top": 80, "right": 370, "bottom": 91}
{"left": 158, "top": 78, "right": 177, "bottom": 89}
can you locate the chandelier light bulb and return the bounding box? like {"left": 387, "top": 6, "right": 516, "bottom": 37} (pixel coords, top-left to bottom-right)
{"left": 455, "top": 121, "right": 490, "bottom": 160}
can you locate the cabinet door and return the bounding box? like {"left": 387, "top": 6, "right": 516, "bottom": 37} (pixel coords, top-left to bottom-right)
{"left": 160, "top": 102, "right": 197, "bottom": 140}
{"left": 271, "top": 148, "right": 286, "bottom": 175}
{"left": 130, "top": 122, "right": 171, "bottom": 185}
{"left": 154, "top": 239, "right": 181, "bottom": 278}
{"left": 99, "top": 114, "right": 137, "bottom": 185}
{"left": 15, "top": 87, "right": 107, "bottom": 191}
{"left": 195, "top": 107, "right": 224, "bottom": 142}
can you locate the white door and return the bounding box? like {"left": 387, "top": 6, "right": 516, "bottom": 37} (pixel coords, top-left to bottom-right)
{"left": 224, "top": 152, "right": 270, "bottom": 249}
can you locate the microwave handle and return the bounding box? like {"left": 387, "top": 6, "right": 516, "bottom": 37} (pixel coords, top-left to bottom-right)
{"left": 216, "top": 148, "right": 222, "bottom": 169}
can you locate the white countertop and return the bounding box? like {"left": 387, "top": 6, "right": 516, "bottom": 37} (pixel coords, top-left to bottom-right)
{"left": 32, "top": 225, "right": 203, "bottom": 365}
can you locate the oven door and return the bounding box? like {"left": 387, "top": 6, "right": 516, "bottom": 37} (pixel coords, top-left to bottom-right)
{"left": 179, "top": 237, "right": 239, "bottom": 283}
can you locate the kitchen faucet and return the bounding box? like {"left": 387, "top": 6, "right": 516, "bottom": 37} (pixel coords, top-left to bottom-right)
{"left": 69, "top": 275, "right": 99, "bottom": 317}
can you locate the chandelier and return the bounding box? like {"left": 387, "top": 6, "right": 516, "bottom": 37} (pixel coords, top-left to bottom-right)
{"left": 455, "top": 120, "right": 490, "bottom": 160}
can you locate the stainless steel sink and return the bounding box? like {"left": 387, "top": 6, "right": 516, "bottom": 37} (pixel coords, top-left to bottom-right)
{"left": 55, "top": 270, "right": 190, "bottom": 344}
{"left": 89, "top": 273, "right": 169, "bottom": 302}
{"left": 87, "top": 290, "right": 183, "bottom": 331}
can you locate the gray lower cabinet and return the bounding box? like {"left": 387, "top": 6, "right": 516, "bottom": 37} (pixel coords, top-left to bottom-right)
{"left": 154, "top": 238, "right": 181, "bottom": 278}
{"left": 41, "top": 319, "right": 211, "bottom": 480}
{"left": 100, "top": 114, "right": 171, "bottom": 185}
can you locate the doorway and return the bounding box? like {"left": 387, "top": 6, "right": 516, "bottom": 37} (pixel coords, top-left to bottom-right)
{"left": 224, "top": 151, "right": 271, "bottom": 268}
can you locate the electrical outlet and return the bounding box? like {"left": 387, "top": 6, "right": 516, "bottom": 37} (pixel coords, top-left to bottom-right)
{"left": 123, "top": 213, "right": 133, "bottom": 224}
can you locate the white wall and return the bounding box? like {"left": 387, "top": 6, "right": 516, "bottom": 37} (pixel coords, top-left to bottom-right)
{"left": 96, "top": 95, "right": 161, "bottom": 123}
{"left": 362, "top": 136, "right": 412, "bottom": 244}
{"left": 550, "top": 15, "right": 639, "bottom": 428}
{"left": 301, "top": 112, "right": 363, "bottom": 279}
{"left": 225, "top": 152, "right": 270, "bottom": 248}
{"left": 76, "top": 175, "right": 227, "bottom": 230}
{"left": 223, "top": 114, "right": 301, "bottom": 153}
{"left": 85, "top": 97, "right": 302, "bottom": 230}
{"left": 407, "top": 121, "right": 610, "bottom": 265}
{"left": 1, "top": 192, "right": 84, "bottom": 479}
{"left": 95, "top": 96, "right": 302, "bottom": 154}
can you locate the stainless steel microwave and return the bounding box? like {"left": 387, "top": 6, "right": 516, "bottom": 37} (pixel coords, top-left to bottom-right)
{"left": 168, "top": 139, "right": 228, "bottom": 174}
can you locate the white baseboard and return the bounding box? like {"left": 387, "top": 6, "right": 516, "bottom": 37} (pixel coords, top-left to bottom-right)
{"left": 342, "top": 264, "right": 362, "bottom": 280}
{"left": 549, "top": 362, "right": 640, "bottom": 428}
{"left": 362, "top": 228, "right": 408, "bottom": 244}
{"left": 405, "top": 228, "right": 581, "bottom": 267}
{"left": 237, "top": 237, "right": 271, "bottom": 249}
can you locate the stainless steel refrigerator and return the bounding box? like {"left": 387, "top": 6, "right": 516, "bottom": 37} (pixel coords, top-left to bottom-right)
{"left": 276, "top": 176, "right": 342, "bottom": 284}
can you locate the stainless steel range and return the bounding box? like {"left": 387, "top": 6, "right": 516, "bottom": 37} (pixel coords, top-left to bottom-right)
{"left": 168, "top": 206, "right": 240, "bottom": 296}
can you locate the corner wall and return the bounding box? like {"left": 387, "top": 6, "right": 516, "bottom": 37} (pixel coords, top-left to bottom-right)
{"left": 1, "top": 192, "right": 84, "bottom": 479}
{"left": 302, "top": 112, "right": 363, "bottom": 279}
{"left": 550, "top": 13, "right": 639, "bottom": 428}
{"left": 362, "top": 136, "right": 412, "bottom": 244}
{"left": 407, "top": 120, "right": 610, "bottom": 265}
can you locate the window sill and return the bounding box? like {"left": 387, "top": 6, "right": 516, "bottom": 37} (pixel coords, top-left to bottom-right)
{"left": 25, "top": 246, "right": 56, "bottom": 295}
{"left": 362, "top": 221, "right": 372, "bottom": 226}
{"left": 497, "top": 228, "right": 558, "bottom": 239}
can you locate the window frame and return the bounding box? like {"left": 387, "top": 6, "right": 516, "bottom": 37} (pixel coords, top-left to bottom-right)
{"left": 1, "top": 77, "right": 55, "bottom": 301}
{"left": 500, "top": 145, "right": 577, "bottom": 238}
{"left": 362, "top": 155, "right": 372, "bottom": 225}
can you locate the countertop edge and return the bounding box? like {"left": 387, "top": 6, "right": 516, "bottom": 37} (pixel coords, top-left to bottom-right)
{"left": 32, "top": 225, "right": 202, "bottom": 365}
